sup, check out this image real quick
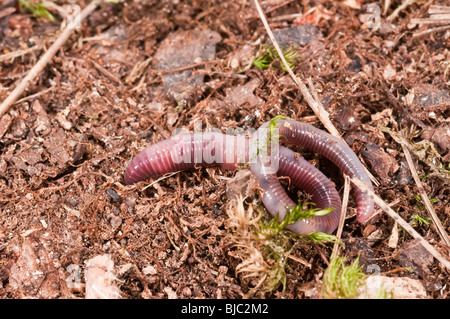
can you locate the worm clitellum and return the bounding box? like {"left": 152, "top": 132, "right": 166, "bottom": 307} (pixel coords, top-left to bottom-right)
{"left": 124, "top": 118, "right": 374, "bottom": 235}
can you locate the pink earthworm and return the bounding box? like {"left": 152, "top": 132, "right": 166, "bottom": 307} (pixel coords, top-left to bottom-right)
{"left": 124, "top": 132, "right": 252, "bottom": 185}
{"left": 250, "top": 118, "right": 374, "bottom": 226}
{"left": 124, "top": 119, "right": 374, "bottom": 234}
{"left": 266, "top": 146, "right": 342, "bottom": 234}
{"left": 124, "top": 131, "right": 342, "bottom": 234}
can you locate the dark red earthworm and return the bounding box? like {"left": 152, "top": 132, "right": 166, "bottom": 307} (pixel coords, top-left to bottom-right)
{"left": 263, "top": 146, "right": 342, "bottom": 234}
{"left": 250, "top": 118, "right": 374, "bottom": 225}
{"left": 124, "top": 130, "right": 344, "bottom": 234}
{"left": 124, "top": 132, "right": 251, "bottom": 185}
{"left": 124, "top": 119, "right": 374, "bottom": 234}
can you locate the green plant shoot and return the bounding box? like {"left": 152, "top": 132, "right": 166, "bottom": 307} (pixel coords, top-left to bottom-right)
{"left": 254, "top": 44, "right": 300, "bottom": 72}
{"left": 19, "top": 0, "right": 55, "bottom": 21}
{"left": 322, "top": 256, "right": 368, "bottom": 299}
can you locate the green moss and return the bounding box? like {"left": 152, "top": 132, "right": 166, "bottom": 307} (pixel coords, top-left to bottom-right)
{"left": 19, "top": 0, "right": 55, "bottom": 21}
{"left": 258, "top": 200, "right": 334, "bottom": 238}
{"left": 322, "top": 256, "right": 368, "bottom": 299}
{"left": 253, "top": 44, "right": 299, "bottom": 72}
{"left": 254, "top": 200, "right": 337, "bottom": 292}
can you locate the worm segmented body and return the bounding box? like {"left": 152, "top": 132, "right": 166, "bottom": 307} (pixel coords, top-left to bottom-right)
{"left": 124, "top": 119, "right": 374, "bottom": 235}
{"left": 124, "top": 132, "right": 251, "bottom": 185}
{"left": 251, "top": 118, "right": 374, "bottom": 227}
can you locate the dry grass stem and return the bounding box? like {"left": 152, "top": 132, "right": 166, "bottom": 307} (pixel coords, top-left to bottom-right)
{"left": 12, "top": 86, "right": 55, "bottom": 105}
{"left": 125, "top": 57, "right": 152, "bottom": 84}
{"left": 141, "top": 172, "right": 179, "bottom": 191}
{"left": 382, "top": 127, "right": 450, "bottom": 182}
{"left": 411, "top": 18, "right": 450, "bottom": 25}
{"left": 268, "top": 13, "right": 303, "bottom": 22}
{"left": 411, "top": 5, "right": 450, "bottom": 30}
{"left": 387, "top": 0, "right": 421, "bottom": 22}
{"left": 0, "top": 0, "right": 103, "bottom": 119}
{"left": 428, "top": 5, "right": 450, "bottom": 14}
{"left": 0, "top": 45, "right": 42, "bottom": 63}
{"left": 365, "top": 199, "right": 400, "bottom": 223}
{"left": 351, "top": 177, "right": 450, "bottom": 271}
{"left": 412, "top": 24, "right": 450, "bottom": 37}
{"left": 331, "top": 176, "right": 351, "bottom": 261}
{"left": 90, "top": 58, "right": 124, "bottom": 86}
{"left": 383, "top": 0, "right": 392, "bottom": 15}
{"left": 402, "top": 147, "right": 450, "bottom": 246}
{"left": 253, "top": 0, "right": 340, "bottom": 138}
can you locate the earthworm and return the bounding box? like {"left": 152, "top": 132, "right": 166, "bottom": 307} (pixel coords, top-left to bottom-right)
{"left": 124, "top": 119, "right": 374, "bottom": 234}
{"left": 263, "top": 146, "right": 342, "bottom": 234}
{"left": 124, "top": 132, "right": 251, "bottom": 185}
{"left": 251, "top": 118, "right": 374, "bottom": 225}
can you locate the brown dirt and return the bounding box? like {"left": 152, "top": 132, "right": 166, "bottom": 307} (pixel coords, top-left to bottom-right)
{"left": 0, "top": 0, "right": 449, "bottom": 299}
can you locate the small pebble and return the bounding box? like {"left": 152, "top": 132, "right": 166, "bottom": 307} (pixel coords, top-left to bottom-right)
{"left": 106, "top": 188, "right": 121, "bottom": 202}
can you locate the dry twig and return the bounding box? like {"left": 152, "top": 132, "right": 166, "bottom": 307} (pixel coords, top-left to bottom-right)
{"left": 253, "top": 0, "right": 450, "bottom": 272}
{"left": 0, "top": 0, "right": 104, "bottom": 119}
{"left": 413, "top": 24, "right": 450, "bottom": 38}
{"left": 387, "top": 0, "right": 421, "bottom": 22}
{"left": 351, "top": 177, "right": 450, "bottom": 271}
{"left": 0, "top": 45, "right": 42, "bottom": 63}
{"left": 331, "top": 176, "right": 351, "bottom": 261}
{"left": 402, "top": 147, "right": 450, "bottom": 247}
{"left": 411, "top": 4, "right": 450, "bottom": 36}
{"left": 252, "top": 0, "right": 340, "bottom": 138}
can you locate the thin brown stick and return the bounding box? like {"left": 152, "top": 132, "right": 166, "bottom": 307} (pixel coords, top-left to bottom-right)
{"left": 387, "top": 0, "right": 417, "bottom": 22}
{"left": 13, "top": 86, "right": 55, "bottom": 106}
{"left": 0, "top": 0, "right": 103, "bottom": 119}
{"left": 412, "top": 24, "right": 450, "bottom": 37}
{"left": 429, "top": 5, "right": 450, "bottom": 14}
{"left": 403, "top": 147, "right": 450, "bottom": 247}
{"left": 0, "top": 45, "right": 42, "bottom": 63}
{"left": 331, "top": 176, "right": 351, "bottom": 261}
{"left": 268, "top": 13, "right": 303, "bottom": 22}
{"left": 365, "top": 198, "right": 400, "bottom": 223}
{"left": 410, "top": 4, "right": 450, "bottom": 25}
{"left": 253, "top": 0, "right": 378, "bottom": 188}
{"left": 252, "top": 0, "right": 340, "bottom": 138}
{"left": 160, "top": 60, "right": 216, "bottom": 74}
{"left": 351, "top": 177, "right": 450, "bottom": 271}
{"left": 410, "top": 18, "right": 450, "bottom": 25}
{"left": 89, "top": 58, "right": 124, "bottom": 86}
{"left": 424, "top": 13, "right": 450, "bottom": 20}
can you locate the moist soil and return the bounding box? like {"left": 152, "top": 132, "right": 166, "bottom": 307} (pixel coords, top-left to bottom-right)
{"left": 0, "top": 0, "right": 449, "bottom": 299}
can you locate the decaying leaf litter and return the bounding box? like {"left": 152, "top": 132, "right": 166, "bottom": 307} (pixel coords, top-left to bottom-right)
{"left": 0, "top": 0, "right": 449, "bottom": 299}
